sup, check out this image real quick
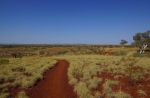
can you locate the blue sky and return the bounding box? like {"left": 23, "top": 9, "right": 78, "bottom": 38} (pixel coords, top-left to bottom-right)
{"left": 0, "top": 0, "right": 150, "bottom": 44}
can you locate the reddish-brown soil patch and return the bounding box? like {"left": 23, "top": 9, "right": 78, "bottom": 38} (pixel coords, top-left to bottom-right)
{"left": 98, "top": 72, "right": 150, "bottom": 98}
{"left": 27, "top": 60, "right": 76, "bottom": 98}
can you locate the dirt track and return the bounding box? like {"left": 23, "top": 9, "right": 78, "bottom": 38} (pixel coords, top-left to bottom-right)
{"left": 27, "top": 60, "right": 76, "bottom": 98}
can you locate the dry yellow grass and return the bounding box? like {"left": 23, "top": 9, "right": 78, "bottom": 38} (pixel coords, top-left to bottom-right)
{"left": 53, "top": 54, "right": 150, "bottom": 98}
{"left": 0, "top": 56, "right": 56, "bottom": 98}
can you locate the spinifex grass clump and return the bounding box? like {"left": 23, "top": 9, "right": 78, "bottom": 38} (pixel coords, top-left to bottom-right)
{"left": 103, "top": 79, "right": 119, "bottom": 97}
{"left": 62, "top": 55, "right": 120, "bottom": 98}
{"left": 87, "top": 77, "right": 102, "bottom": 90}
{"left": 102, "top": 79, "right": 131, "bottom": 98}
{"left": 119, "top": 56, "right": 147, "bottom": 85}
{"left": 74, "top": 82, "right": 93, "bottom": 98}
{"left": 68, "top": 59, "right": 103, "bottom": 98}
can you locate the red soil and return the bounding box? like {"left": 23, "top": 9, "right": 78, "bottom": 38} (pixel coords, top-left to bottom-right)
{"left": 26, "top": 60, "right": 76, "bottom": 98}
{"left": 98, "top": 72, "right": 150, "bottom": 98}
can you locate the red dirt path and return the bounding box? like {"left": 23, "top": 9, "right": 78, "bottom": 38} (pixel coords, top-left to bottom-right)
{"left": 26, "top": 60, "right": 77, "bottom": 98}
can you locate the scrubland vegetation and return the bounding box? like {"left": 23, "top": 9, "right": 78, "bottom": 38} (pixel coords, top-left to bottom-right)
{"left": 0, "top": 43, "right": 150, "bottom": 98}
{"left": 0, "top": 45, "right": 138, "bottom": 57}
{"left": 0, "top": 56, "right": 56, "bottom": 98}
{"left": 54, "top": 54, "right": 150, "bottom": 98}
